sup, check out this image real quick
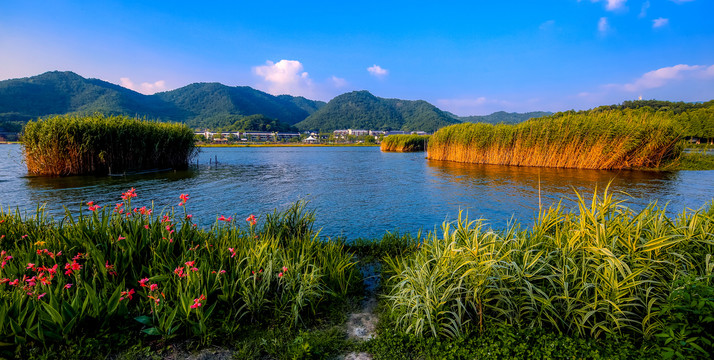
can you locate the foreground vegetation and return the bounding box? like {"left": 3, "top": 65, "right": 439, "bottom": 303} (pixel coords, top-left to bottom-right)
{"left": 1, "top": 189, "right": 713, "bottom": 359}
{"left": 428, "top": 108, "right": 682, "bottom": 169}
{"left": 22, "top": 114, "right": 197, "bottom": 176}
{"left": 0, "top": 192, "right": 358, "bottom": 358}
{"left": 380, "top": 135, "right": 430, "bottom": 152}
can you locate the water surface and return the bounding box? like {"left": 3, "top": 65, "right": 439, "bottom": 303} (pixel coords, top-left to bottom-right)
{"left": 1, "top": 144, "right": 712, "bottom": 239}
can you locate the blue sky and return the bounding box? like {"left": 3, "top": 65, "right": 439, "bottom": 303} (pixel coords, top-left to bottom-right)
{"left": 1, "top": 0, "right": 712, "bottom": 115}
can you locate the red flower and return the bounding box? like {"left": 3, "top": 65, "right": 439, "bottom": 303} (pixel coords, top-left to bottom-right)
{"left": 121, "top": 188, "right": 137, "bottom": 200}
{"left": 37, "top": 293, "right": 47, "bottom": 300}
{"left": 119, "top": 288, "right": 135, "bottom": 301}
{"left": 26, "top": 263, "right": 35, "bottom": 270}
{"left": 217, "top": 215, "right": 233, "bottom": 222}
{"left": 64, "top": 284, "right": 73, "bottom": 289}
{"left": 228, "top": 248, "right": 236, "bottom": 258}
{"left": 282, "top": 266, "right": 288, "bottom": 272}
{"left": 278, "top": 272, "right": 283, "bottom": 278}
{"left": 179, "top": 193, "right": 189, "bottom": 206}
{"left": 150, "top": 283, "right": 158, "bottom": 291}
{"left": 185, "top": 260, "right": 195, "bottom": 267}
{"left": 117, "top": 236, "right": 125, "bottom": 242}
{"left": 190, "top": 294, "right": 206, "bottom": 309}
{"left": 174, "top": 267, "right": 186, "bottom": 278}
{"left": 138, "top": 278, "right": 150, "bottom": 287}
{"left": 144, "top": 225, "right": 150, "bottom": 229}
{"left": 246, "top": 214, "right": 257, "bottom": 226}
{"left": 63, "top": 260, "right": 82, "bottom": 275}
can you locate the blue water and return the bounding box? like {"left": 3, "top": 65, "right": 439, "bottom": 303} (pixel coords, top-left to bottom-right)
{"left": 1, "top": 144, "right": 712, "bottom": 239}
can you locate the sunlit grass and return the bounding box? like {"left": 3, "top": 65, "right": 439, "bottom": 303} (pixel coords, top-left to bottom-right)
{"left": 428, "top": 108, "right": 682, "bottom": 169}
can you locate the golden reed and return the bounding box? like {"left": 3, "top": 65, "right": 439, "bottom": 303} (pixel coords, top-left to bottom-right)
{"left": 427, "top": 109, "right": 681, "bottom": 169}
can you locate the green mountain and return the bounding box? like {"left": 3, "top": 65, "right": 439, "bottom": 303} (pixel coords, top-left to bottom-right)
{"left": 295, "top": 90, "right": 460, "bottom": 132}
{"left": 0, "top": 71, "right": 323, "bottom": 128}
{"left": 0, "top": 71, "right": 175, "bottom": 122}
{"left": 216, "top": 114, "right": 298, "bottom": 133}
{"left": 154, "top": 83, "right": 323, "bottom": 127}
{"left": 455, "top": 111, "right": 553, "bottom": 124}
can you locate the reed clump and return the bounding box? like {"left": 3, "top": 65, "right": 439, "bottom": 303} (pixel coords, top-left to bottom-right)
{"left": 428, "top": 108, "right": 682, "bottom": 169}
{"left": 381, "top": 134, "right": 430, "bottom": 152}
{"left": 384, "top": 188, "right": 714, "bottom": 346}
{"left": 21, "top": 114, "right": 197, "bottom": 176}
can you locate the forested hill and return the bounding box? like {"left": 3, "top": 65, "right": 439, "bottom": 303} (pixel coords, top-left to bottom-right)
{"left": 295, "top": 90, "right": 460, "bottom": 132}
{"left": 0, "top": 71, "right": 324, "bottom": 128}
{"left": 455, "top": 111, "right": 553, "bottom": 124}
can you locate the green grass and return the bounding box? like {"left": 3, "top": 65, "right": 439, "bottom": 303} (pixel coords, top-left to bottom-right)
{"left": 21, "top": 114, "right": 197, "bottom": 176}
{"left": 381, "top": 187, "right": 714, "bottom": 356}
{"left": 674, "top": 151, "right": 714, "bottom": 170}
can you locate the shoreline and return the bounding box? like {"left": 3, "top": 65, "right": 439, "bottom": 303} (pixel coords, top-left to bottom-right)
{"left": 197, "top": 143, "right": 379, "bottom": 148}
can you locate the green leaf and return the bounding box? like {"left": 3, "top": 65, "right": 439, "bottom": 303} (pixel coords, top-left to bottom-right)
{"left": 134, "top": 315, "right": 153, "bottom": 326}
{"left": 142, "top": 327, "right": 161, "bottom": 336}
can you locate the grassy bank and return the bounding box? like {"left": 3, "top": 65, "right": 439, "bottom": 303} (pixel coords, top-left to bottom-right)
{"left": 428, "top": 108, "right": 681, "bottom": 169}
{"left": 2, "top": 189, "right": 713, "bottom": 359}
{"left": 22, "top": 114, "right": 197, "bottom": 176}
{"left": 380, "top": 135, "right": 430, "bottom": 152}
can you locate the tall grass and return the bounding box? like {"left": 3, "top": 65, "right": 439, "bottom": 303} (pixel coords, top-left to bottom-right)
{"left": 384, "top": 188, "right": 714, "bottom": 340}
{"left": 21, "top": 114, "right": 197, "bottom": 176}
{"left": 428, "top": 108, "right": 682, "bottom": 169}
{"left": 381, "top": 135, "right": 430, "bottom": 152}
{"left": 0, "top": 193, "right": 358, "bottom": 348}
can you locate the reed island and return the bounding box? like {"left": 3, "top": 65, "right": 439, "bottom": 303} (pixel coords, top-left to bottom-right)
{"left": 427, "top": 108, "right": 682, "bottom": 169}
{"left": 21, "top": 114, "right": 197, "bottom": 176}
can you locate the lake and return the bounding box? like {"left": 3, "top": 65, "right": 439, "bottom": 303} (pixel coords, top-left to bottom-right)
{"left": 1, "top": 144, "right": 712, "bottom": 239}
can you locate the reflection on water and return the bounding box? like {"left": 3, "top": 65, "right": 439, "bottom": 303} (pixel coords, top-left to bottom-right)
{"left": 1, "top": 144, "right": 713, "bottom": 239}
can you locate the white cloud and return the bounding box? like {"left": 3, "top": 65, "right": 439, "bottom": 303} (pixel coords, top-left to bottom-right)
{"left": 591, "top": 0, "right": 627, "bottom": 11}
{"left": 330, "top": 76, "right": 347, "bottom": 88}
{"left": 367, "top": 64, "right": 389, "bottom": 79}
{"left": 598, "top": 17, "right": 610, "bottom": 34}
{"left": 616, "top": 64, "right": 712, "bottom": 92}
{"left": 252, "top": 59, "right": 314, "bottom": 97}
{"left": 573, "top": 64, "right": 714, "bottom": 109}
{"left": 639, "top": 1, "right": 650, "bottom": 17}
{"left": 652, "top": 17, "right": 669, "bottom": 28}
{"left": 119, "top": 77, "right": 167, "bottom": 94}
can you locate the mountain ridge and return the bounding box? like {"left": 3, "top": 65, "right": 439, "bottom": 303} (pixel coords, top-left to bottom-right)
{"left": 0, "top": 71, "right": 552, "bottom": 132}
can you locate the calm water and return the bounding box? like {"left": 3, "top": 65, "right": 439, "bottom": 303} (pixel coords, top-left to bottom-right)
{"left": 1, "top": 144, "right": 713, "bottom": 239}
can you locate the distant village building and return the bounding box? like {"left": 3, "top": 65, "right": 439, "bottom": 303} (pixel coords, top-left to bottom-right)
{"left": 303, "top": 135, "right": 318, "bottom": 144}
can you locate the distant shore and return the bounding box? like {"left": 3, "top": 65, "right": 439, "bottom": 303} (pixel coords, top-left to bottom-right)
{"left": 198, "top": 143, "right": 379, "bottom": 148}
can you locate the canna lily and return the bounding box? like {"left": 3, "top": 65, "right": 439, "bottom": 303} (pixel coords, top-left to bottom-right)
{"left": 174, "top": 266, "right": 186, "bottom": 278}
{"left": 246, "top": 214, "right": 257, "bottom": 226}
{"left": 119, "top": 288, "right": 135, "bottom": 301}
{"left": 121, "top": 188, "right": 137, "bottom": 200}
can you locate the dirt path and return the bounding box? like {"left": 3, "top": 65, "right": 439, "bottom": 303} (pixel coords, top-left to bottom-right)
{"left": 342, "top": 262, "right": 381, "bottom": 360}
